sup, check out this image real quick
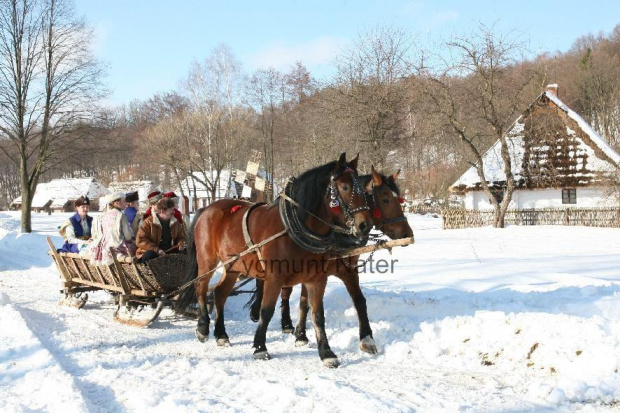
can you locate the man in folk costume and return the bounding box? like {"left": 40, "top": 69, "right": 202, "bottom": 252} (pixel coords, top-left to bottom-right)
{"left": 89, "top": 192, "right": 136, "bottom": 266}
{"left": 162, "top": 191, "right": 189, "bottom": 232}
{"left": 136, "top": 197, "right": 186, "bottom": 263}
{"left": 58, "top": 196, "right": 93, "bottom": 254}
{"left": 123, "top": 191, "right": 140, "bottom": 235}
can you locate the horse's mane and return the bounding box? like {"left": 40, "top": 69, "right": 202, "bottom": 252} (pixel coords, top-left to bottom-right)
{"left": 359, "top": 173, "right": 401, "bottom": 196}
{"left": 292, "top": 160, "right": 338, "bottom": 221}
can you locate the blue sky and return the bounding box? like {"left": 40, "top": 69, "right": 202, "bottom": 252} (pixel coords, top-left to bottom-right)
{"left": 73, "top": 0, "right": 619, "bottom": 106}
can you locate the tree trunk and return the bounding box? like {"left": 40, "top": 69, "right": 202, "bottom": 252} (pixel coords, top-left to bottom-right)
{"left": 20, "top": 165, "right": 32, "bottom": 233}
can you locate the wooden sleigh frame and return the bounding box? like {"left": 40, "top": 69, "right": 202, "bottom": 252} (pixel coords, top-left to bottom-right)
{"left": 45, "top": 237, "right": 254, "bottom": 327}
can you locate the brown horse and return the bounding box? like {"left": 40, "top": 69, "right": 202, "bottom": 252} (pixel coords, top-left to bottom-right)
{"left": 249, "top": 166, "right": 413, "bottom": 354}
{"left": 176, "top": 153, "right": 373, "bottom": 367}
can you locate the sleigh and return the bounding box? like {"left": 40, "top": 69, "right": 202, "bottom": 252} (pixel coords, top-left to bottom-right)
{"left": 45, "top": 237, "right": 253, "bottom": 327}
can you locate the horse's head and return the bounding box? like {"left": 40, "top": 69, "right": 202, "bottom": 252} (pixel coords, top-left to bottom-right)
{"left": 364, "top": 166, "right": 413, "bottom": 240}
{"left": 328, "top": 153, "right": 373, "bottom": 237}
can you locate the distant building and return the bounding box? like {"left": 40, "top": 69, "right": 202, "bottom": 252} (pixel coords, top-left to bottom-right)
{"left": 450, "top": 85, "right": 620, "bottom": 210}
{"left": 11, "top": 178, "right": 109, "bottom": 212}
{"left": 105, "top": 180, "right": 158, "bottom": 212}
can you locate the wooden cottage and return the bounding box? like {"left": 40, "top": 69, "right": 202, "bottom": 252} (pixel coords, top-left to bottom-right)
{"left": 451, "top": 85, "right": 620, "bottom": 211}
{"left": 11, "top": 178, "right": 109, "bottom": 212}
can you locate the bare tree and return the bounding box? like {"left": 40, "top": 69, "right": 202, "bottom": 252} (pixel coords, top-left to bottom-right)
{"left": 181, "top": 45, "right": 245, "bottom": 200}
{"left": 0, "top": 0, "right": 105, "bottom": 232}
{"left": 331, "top": 26, "right": 414, "bottom": 169}
{"left": 246, "top": 67, "right": 285, "bottom": 200}
{"left": 419, "top": 24, "right": 540, "bottom": 227}
{"left": 571, "top": 25, "right": 620, "bottom": 149}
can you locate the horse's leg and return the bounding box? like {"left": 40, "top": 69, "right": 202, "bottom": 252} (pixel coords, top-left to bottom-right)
{"left": 306, "top": 280, "right": 339, "bottom": 368}
{"left": 252, "top": 278, "right": 283, "bottom": 360}
{"left": 293, "top": 284, "right": 310, "bottom": 346}
{"left": 337, "top": 264, "right": 377, "bottom": 354}
{"left": 195, "top": 276, "right": 211, "bottom": 342}
{"left": 249, "top": 279, "right": 264, "bottom": 322}
{"left": 280, "top": 286, "right": 294, "bottom": 333}
{"left": 213, "top": 270, "right": 240, "bottom": 346}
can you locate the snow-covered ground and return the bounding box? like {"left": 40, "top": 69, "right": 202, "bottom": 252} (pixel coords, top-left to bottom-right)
{"left": 0, "top": 210, "right": 619, "bottom": 412}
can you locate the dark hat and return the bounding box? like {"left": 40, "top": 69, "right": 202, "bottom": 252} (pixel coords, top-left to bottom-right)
{"left": 125, "top": 191, "right": 139, "bottom": 203}
{"left": 163, "top": 191, "right": 178, "bottom": 199}
{"left": 75, "top": 196, "right": 90, "bottom": 208}
{"left": 147, "top": 191, "right": 163, "bottom": 205}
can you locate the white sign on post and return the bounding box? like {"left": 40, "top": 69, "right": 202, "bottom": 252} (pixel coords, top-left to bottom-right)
{"left": 235, "top": 170, "right": 246, "bottom": 184}
{"left": 254, "top": 177, "right": 265, "bottom": 191}
{"left": 241, "top": 185, "right": 252, "bottom": 198}
{"left": 246, "top": 161, "right": 259, "bottom": 176}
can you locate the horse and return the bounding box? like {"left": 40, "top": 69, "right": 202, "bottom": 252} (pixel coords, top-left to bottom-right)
{"left": 249, "top": 166, "right": 413, "bottom": 354}
{"left": 176, "top": 153, "right": 373, "bottom": 367}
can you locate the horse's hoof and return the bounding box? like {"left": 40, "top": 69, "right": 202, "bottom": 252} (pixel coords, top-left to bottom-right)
{"left": 216, "top": 337, "right": 230, "bottom": 347}
{"left": 195, "top": 329, "right": 209, "bottom": 343}
{"left": 282, "top": 326, "right": 294, "bottom": 334}
{"left": 295, "top": 338, "right": 309, "bottom": 347}
{"left": 253, "top": 350, "right": 271, "bottom": 360}
{"left": 359, "top": 336, "right": 378, "bottom": 354}
{"left": 322, "top": 357, "right": 340, "bottom": 368}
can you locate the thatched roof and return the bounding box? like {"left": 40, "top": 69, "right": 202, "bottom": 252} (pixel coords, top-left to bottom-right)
{"left": 12, "top": 178, "right": 110, "bottom": 208}
{"left": 451, "top": 88, "right": 620, "bottom": 194}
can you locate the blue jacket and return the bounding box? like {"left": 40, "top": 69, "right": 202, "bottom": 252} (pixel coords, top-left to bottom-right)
{"left": 59, "top": 213, "right": 93, "bottom": 253}
{"left": 124, "top": 206, "right": 138, "bottom": 226}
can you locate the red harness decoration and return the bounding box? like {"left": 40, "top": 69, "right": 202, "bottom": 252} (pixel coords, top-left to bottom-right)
{"left": 230, "top": 205, "right": 242, "bottom": 214}
{"left": 373, "top": 207, "right": 382, "bottom": 219}
{"left": 330, "top": 204, "right": 342, "bottom": 214}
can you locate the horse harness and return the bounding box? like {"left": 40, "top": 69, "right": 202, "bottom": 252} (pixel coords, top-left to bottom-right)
{"left": 368, "top": 184, "right": 408, "bottom": 231}
{"left": 278, "top": 170, "right": 369, "bottom": 254}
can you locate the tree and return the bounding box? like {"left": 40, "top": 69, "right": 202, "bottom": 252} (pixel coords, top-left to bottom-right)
{"left": 0, "top": 0, "right": 105, "bottom": 232}
{"left": 331, "top": 26, "right": 414, "bottom": 169}
{"left": 181, "top": 45, "right": 245, "bottom": 201}
{"left": 571, "top": 25, "right": 620, "bottom": 149}
{"left": 418, "top": 24, "right": 540, "bottom": 227}
{"left": 246, "top": 67, "right": 285, "bottom": 200}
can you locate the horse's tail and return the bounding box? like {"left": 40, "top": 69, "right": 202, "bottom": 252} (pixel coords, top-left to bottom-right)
{"left": 244, "top": 279, "right": 262, "bottom": 322}
{"left": 174, "top": 207, "right": 206, "bottom": 314}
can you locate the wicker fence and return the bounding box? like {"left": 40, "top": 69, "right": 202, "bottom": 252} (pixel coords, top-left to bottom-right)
{"left": 441, "top": 207, "right": 620, "bottom": 229}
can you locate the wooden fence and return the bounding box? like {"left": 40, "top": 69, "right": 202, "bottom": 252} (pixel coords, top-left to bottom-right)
{"left": 441, "top": 207, "right": 620, "bottom": 229}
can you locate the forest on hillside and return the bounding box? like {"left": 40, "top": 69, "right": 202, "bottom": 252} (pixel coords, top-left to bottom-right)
{"left": 0, "top": 20, "right": 618, "bottom": 210}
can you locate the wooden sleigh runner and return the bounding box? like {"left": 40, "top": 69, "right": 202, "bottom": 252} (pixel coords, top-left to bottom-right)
{"left": 45, "top": 237, "right": 255, "bottom": 327}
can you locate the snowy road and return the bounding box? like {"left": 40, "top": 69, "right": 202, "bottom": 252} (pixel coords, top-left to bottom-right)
{"left": 1, "top": 211, "right": 619, "bottom": 412}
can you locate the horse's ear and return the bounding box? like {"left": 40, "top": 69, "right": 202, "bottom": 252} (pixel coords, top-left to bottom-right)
{"left": 371, "top": 165, "right": 383, "bottom": 187}
{"left": 392, "top": 169, "right": 401, "bottom": 180}
{"left": 337, "top": 152, "right": 347, "bottom": 166}
{"left": 349, "top": 153, "right": 359, "bottom": 170}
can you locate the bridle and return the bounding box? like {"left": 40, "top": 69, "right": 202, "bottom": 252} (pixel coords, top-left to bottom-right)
{"left": 367, "top": 183, "right": 407, "bottom": 231}
{"left": 328, "top": 166, "right": 370, "bottom": 232}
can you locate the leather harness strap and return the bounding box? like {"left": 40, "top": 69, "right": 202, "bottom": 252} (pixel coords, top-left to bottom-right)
{"left": 242, "top": 202, "right": 267, "bottom": 270}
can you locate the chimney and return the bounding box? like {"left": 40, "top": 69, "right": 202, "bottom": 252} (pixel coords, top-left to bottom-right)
{"left": 546, "top": 84, "right": 559, "bottom": 97}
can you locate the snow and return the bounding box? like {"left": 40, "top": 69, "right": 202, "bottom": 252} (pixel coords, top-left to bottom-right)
{"left": 0, "top": 210, "right": 619, "bottom": 412}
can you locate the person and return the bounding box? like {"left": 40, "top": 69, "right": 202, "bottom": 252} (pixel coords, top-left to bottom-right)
{"left": 89, "top": 192, "right": 136, "bottom": 265}
{"left": 58, "top": 196, "right": 93, "bottom": 254}
{"left": 136, "top": 197, "right": 186, "bottom": 263}
{"left": 163, "top": 191, "right": 189, "bottom": 230}
{"left": 124, "top": 191, "right": 140, "bottom": 235}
